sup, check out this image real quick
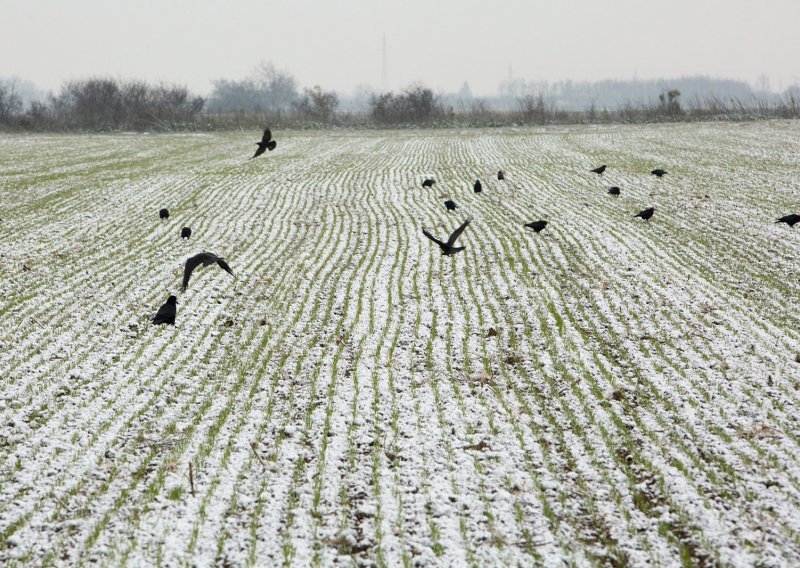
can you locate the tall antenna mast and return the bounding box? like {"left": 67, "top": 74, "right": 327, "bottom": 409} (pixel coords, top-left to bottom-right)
{"left": 381, "top": 34, "right": 388, "bottom": 91}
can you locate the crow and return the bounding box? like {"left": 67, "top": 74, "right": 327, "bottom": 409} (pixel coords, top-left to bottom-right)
{"left": 159, "top": 208, "right": 169, "bottom": 220}
{"left": 251, "top": 128, "right": 277, "bottom": 158}
{"left": 444, "top": 200, "right": 458, "bottom": 212}
{"left": 651, "top": 169, "right": 667, "bottom": 177}
{"left": 497, "top": 170, "right": 505, "bottom": 180}
{"left": 422, "top": 218, "right": 471, "bottom": 256}
{"left": 776, "top": 213, "right": 800, "bottom": 227}
{"left": 608, "top": 186, "right": 621, "bottom": 196}
{"left": 181, "top": 227, "right": 192, "bottom": 239}
{"left": 474, "top": 179, "right": 482, "bottom": 193}
{"left": 590, "top": 165, "right": 607, "bottom": 175}
{"left": 151, "top": 295, "right": 177, "bottom": 325}
{"left": 524, "top": 220, "right": 548, "bottom": 233}
{"left": 422, "top": 178, "right": 436, "bottom": 188}
{"left": 634, "top": 207, "right": 655, "bottom": 221}
{"left": 182, "top": 252, "right": 234, "bottom": 291}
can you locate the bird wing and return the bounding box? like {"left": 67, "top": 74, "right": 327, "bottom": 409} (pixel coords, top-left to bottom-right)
{"left": 261, "top": 128, "right": 272, "bottom": 144}
{"left": 447, "top": 218, "right": 472, "bottom": 246}
{"left": 151, "top": 303, "right": 174, "bottom": 324}
{"left": 422, "top": 227, "right": 447, "bottom": 248}
{"left": 216, "top": 258, "right": 235, "bottom": 276}
{"left": 182, "top": 254, "right": 206, "bottom": 291}
{"left": 267, "top": 140, "right": 277, "bottom": 151}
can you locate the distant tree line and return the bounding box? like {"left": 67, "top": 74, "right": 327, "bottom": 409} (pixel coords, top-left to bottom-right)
{"left": 1, "top": 77, "right": 204, "bottom": 131}
{"left": 1, "top": 68, "right": 799, "bottom": 132}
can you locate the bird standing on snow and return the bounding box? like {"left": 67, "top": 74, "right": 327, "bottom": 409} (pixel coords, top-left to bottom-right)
{"left": 151, "top": 295, "right": 177, "bottom": 325}
{"left": 651, "top": 169, "right": 667, "bottom": 177}
{"left": 524, "top": 220, "right": 548, "bottom": 233}
{"left": 422, "top": 218, "right": 472, "bottom": 256}
{"left": 776, "top": 214, "right": 800, "bottom": 227}
{"left": 181, "top": 227, "right": 192, "bottom": 239}
{"left": 159, "top": 208, "right": 169, "bottom": 220}
{"left": 251, "top": 128, "right": 277, "bottom": 159}
{"left": 497, "top": 170, "right": 505, "bottom": 180}
{"left": 590, "top": 165, "right": 607, "bottom": 175}
{"left": 422, "top": 178, "right": 436, "bottom": 188}
{"left": 608, "top": 187, "right": 621, "bottom": 196}
{"left": 474, "top": 179, "right": 482, "bottom": 193}
{"left": 182, "top": 252, "right": 235, "bottom": 291}
{"left": 634, "top": 207, "right": 655, "bottom": 221}
{"left": 444, "top": 200, "right": 458, "bottom": 212}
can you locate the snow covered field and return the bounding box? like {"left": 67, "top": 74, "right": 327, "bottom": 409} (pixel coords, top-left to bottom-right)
{"left": 1, "top": 122, "right": 800, "bottom": 566}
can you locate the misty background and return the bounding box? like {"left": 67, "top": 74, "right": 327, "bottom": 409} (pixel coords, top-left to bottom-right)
{"left": 1, "top": 0, "right": 799, "bottom": 128}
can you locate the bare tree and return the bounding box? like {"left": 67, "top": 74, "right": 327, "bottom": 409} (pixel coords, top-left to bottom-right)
{"left": 295, "top": 85, "right": 339, "bottom": 124}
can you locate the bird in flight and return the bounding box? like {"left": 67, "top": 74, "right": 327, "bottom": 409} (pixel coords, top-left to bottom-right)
{"left": 474, "top": 179, "right": 482, "bottom": 193}
{"left": 634, "top": 207, "right": 655, "bottom": 221}
{"left": 151, "top": 295, "right": 177, "bottom": 325}
{"left": 182, "top": 252, "right": 234, "bottom": 291}
{"left": 497, "top": 170, "right": 505, "bottom": 180}
{"left": 590, "top": 165, "right": 607, "bottom": 175}
{"left": 422, "top": 178, "right": 436, "bottom": 188}
{"left": 444, "top": 200, "right": 458, "bottom": 212}
{"left": 181, "top": 227, "right": 192, "bottom": 239}
{"left": 159, "top": 208, "right": 169, "bottom": 220}
{"left": 776, "top": 213, "right": 800, "bottom": 227}
{"left": 651, "top": 169, "right": 667, "bottom": 177}
{"left": 251, "top": 128, "right": 277, "bottom": 158}
{"left": 524, "top": 220, "right": 548, "bottom": 233}
{"left": 422, "top": 218, "right": 472, "bottom": 256}
{"left": 608, "top": 186, "right": 621, "bottom": 196}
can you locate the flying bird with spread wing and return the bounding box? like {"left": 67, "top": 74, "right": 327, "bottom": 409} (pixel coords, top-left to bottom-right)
{"left": 422, "top": 218, "right": 472, "bottom": 256}
{"left": 251, "top": 128, "right": 277, "bottom": 158}
{"left": 182, "top": 252, "right": 234, "bottom": 291}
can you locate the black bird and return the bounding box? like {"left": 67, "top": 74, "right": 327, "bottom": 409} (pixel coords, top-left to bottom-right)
{"left": 634, "top": 207, "right": 655, "bottom": 221}
{"left": 474, "top": 179, "right": 482, "bottom": 193}
{"left": 151, "top": 295, "right": 177, "bottom": 326}
{"left": 776, "top": 213, "right": 800, "bottom": 227}
{"left": 181, "top": 227, "right": 192, "bottom": 239}
{"left": 422, "top": 218, "right": 471, "bottom": 256}
{"left": 422, "top": 178, "right": 436, "bottom": 188}
{"left": 444, "top": 200, "right": 458, "bottom": 212}
{"left": 159, "top": 208, "right": 169, "bottom": 220}
{"left": 651, "top": 169, "right": 667, "bottom": 177}
{"left": 608, "top": 186, "right": 621, "bottom": 196}
{"left": 590, "top": 165, "right": 607, "bottom": 175}
{"left": 251, "top": 128, "right": 277, "bottom": 159}
{"left": 497, "top": 170, "right": 505, "bottom": 180}
{"left": 524, "top": 220, "right": 548, "bottom": 233}
{"left": 182, "top": 252, "right": 234, "bottom": 291}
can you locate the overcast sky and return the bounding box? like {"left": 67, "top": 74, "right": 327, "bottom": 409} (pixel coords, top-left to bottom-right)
{"left": 2, "top": 0, "right": 798, "bottom": 96}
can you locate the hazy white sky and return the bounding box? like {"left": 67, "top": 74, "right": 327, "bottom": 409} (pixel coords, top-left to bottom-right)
{"left": 2, "top": 0, "right": 798, "bottom": 96}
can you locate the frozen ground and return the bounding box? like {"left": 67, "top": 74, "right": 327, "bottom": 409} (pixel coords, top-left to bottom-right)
{"left": 1, "top": 122, "right": 799, "bottom": 566}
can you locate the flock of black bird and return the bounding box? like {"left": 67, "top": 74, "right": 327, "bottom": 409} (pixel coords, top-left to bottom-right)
{"left": 421, "top": 165, "right": 670, "bottom": 257}
{"left": 151, "top": 129, "right": 800, "bottom": 324}
{"left": 150, "top": 128, "right": 277, "bottom": 324}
